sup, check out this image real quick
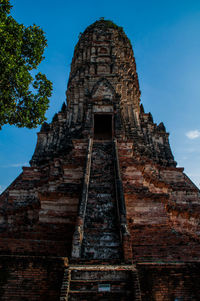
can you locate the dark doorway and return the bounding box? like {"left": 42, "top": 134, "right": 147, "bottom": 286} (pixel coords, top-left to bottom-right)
{"left": 94, "top": 114, "right": 112, "bottom": 140}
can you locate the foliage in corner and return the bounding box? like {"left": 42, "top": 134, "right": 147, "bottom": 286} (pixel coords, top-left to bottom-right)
{"left": 0, "top": 0, "right": 53, "bottom": 129}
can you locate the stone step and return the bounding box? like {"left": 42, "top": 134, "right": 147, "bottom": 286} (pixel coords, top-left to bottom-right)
{"left": 69, "top": 290, "right": 132, "bottom": 294}
{"left": 90, "top": 165, "right": 113, "bottom": 169}
{"left": 91, "top": 154, "right": 113, "bottom": 158}
{"left": 91, "top": 160, "right": 113, "bottom": 164}
{"left": 84, "top": 201, "right": 116, "bottom": 207}
{"left": 90, "top": 168, "right": 113, "bottom": 173}
{"left": 86, "top": 199, "right": 115, "bottom": 206}
{"left": 83, "top": 239, "right": 120, "bottom": 247}
{"left": 92, "top": 145, "right": 113, "bottom": 149}
{"left": 83, "top": 231, "right": 121, "bottom": 241}
{"left": 88, "top": 187, "right": 114, "bottom": 194}
{"left": 87, "top": 197, "right": 115, "bottom": 202}
{"left": 91, "top": 162, "right": 113, "bottom": 166}
{"left": 89, "top": 183, "right": 114, "bottom": 189}
{"left": 91, "top": 156, "right": 113, "bottom": 161}
{"left": 84, "top": 213, "right": 117, "bottom": 219}
{"left": 91, "top": 163, "right": 113, "bottom": 168}
{"left": 70, "top": 280, "right": 130, "bottom": 288}
{"left": 89, "top": 176, "right": 114, "bottom": 182}
{"left": 60, "top": 267, "right": 137, "bottom": 301}
{"left": 87, "top": 193, "right": 113, "bottom": 200}
{"left": 91, "top": 157, "right": 113, "bottom": 162}
{"left": 92, "top": 148, "right": 113, "bottom": 152}
{"left": 84, "top": 218, "right": 116, "bottom": 224}
{"left": 68, "top": 292, "right": 132, "bottom": 301}
{"left": 83, "top": 230, "right": 120, "bottom": 238}
{"left": 84, "top": 222, "right": 118, "bottom": 229}
{"left": 82, "top": 241, "right": 120, "bottom": 249}
{"left": 85, "top": 203, "right": 116, "bottom": 212}
{"left": 82, "top": 248, "right": 121, "bottom": 259}
{"left": 90, "top": 168, "right": 114, "bottom": 172}
{"left": 90, "top": 165, "right": 113, "bottom": 170}
{"left": 82, "top": 238, "right": 120, "bottom": 244}
{"left": 84, "top": 207, "right": 117, "bottom": 214}
{"left": 70, "top": 269, "right": 131, "bottom": 281}
{"left": 82, "top": 245, "right": 121, "bottom": 251}
{"left": 92, "top": 148, "right": 113, "bottom": 153}
{"left": 86, "top": 203, "right": 115, "bottom": 210}
{"left": 84, "top": 214, "right": 117, "bottom": 221}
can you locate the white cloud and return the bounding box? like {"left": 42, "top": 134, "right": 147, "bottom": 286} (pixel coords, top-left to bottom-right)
{"left": 186, "top": 130, "right": 200, "bottom": 139}
{"left": 9, "top": 162, "right": 29, "bottom": 168}
{"left": 0, "top": 162, "right": 29, "bottom": 168}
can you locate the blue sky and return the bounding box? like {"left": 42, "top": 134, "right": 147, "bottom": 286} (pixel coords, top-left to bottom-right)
{"left": 0, "top": 0, "right": 200, "bottom": 192}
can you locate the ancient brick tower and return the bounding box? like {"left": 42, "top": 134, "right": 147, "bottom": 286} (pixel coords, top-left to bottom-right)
{"left": 0, "top": 20, "right": 200, "bottom": 300}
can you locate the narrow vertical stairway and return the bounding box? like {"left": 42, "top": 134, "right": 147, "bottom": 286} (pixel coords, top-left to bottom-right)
{"left": 60, "top": 141, "right": 142, "bottom": 300}
{"left": 81, "top": 141, "right": 122, "bottom": 261}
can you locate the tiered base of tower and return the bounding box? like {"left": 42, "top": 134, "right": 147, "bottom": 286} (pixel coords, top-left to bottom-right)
{"left": 61, "top": 139, "right": 200, "bottom": 300}
{"left": 0, "top": 139, "right": 200, "bottom": 300}
{"left": 61, "top": 141, "right": 135, "bottom": 300}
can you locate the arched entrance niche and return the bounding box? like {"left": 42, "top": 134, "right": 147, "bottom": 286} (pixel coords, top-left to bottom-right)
{"left": 91, "top": 78, "right": 115, "bottom": 140}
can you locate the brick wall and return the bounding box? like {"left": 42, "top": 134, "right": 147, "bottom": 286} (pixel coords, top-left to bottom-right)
{"left": 138, "top": 264, "right": 200, "bottom": 301}
{"left": 118, "top": 142, "right": 200, "bottom": 263}
{"left": 0, "top": 256, "right": 64, "bottom": 301}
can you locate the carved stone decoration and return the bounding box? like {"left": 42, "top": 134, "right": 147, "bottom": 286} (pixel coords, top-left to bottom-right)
{"left": 92, "top": 79, "right": 114, "bottom": 101}
{"left": 0, "top": 19, "right": 200, "bottom": 300}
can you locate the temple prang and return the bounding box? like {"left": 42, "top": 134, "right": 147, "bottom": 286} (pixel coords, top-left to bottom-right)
{"left": 0, "top": 19, "right": 200, "bottom": 300}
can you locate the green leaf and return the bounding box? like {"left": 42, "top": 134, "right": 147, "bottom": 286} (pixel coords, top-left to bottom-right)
{"left": 0, "top": 0, "right": 53, "bottom": 129}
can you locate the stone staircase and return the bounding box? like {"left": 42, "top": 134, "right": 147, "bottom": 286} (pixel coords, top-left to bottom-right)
{"left": 60, "top": 142, "right": 143, "bottom": 300}
{"left": 81, "top": 141, "right": 122, "bottom": 260}
{"left": 60, "top": 265, "right": 140, "bottom": 301}
{"left": 131, "top": 270, "right": 142, "bottom": 301}
{"left": 60, "top": 268, "right": 70, "bottom": 301}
